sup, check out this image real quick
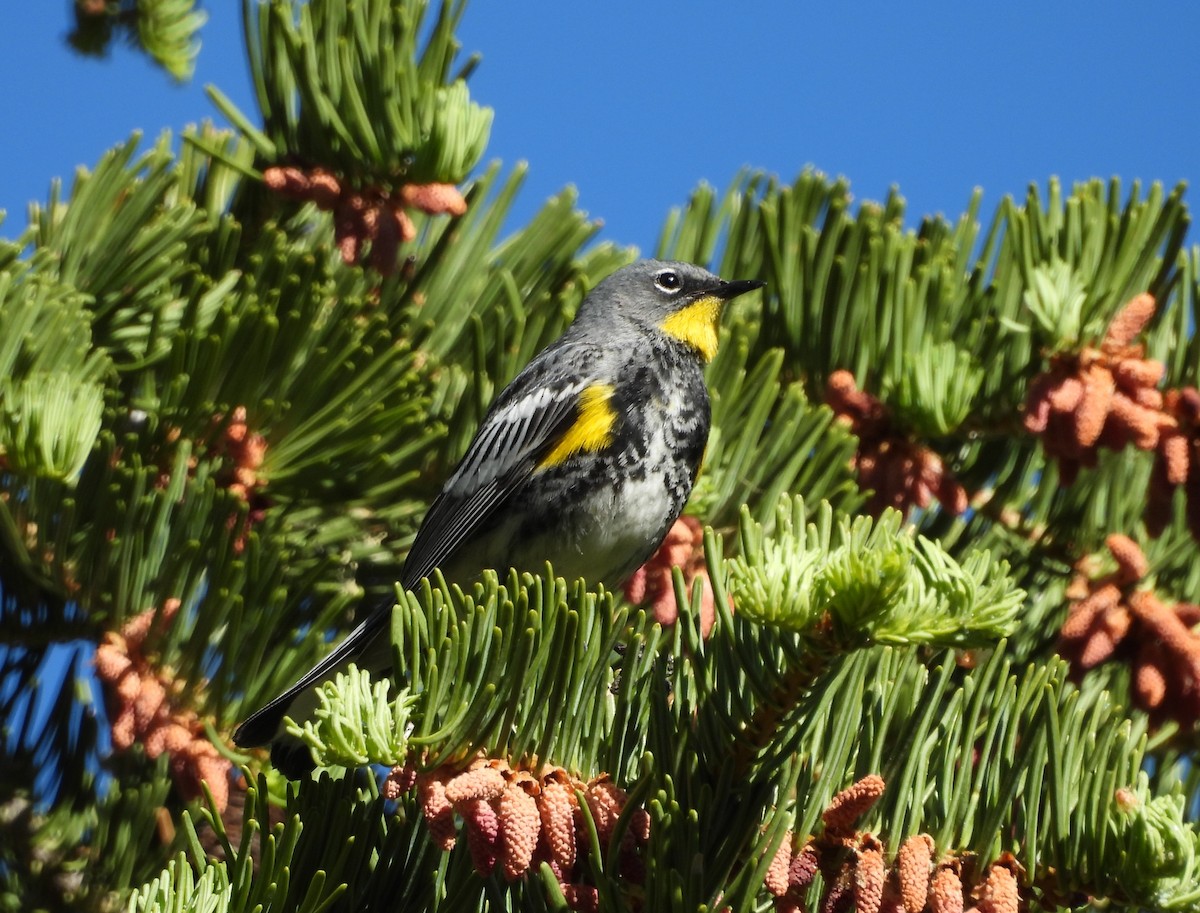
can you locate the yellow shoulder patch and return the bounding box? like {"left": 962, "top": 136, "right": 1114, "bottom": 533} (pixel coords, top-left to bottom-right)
{"left": 659, "top": 295, "right": 722, "bottom": 362}
{"left": 539, "top": 384, "right": 618, "bottom": 468}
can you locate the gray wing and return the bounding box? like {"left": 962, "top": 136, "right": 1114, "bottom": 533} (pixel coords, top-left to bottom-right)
{"left": 400, "top": 376, "right": 590, "bottom": 585}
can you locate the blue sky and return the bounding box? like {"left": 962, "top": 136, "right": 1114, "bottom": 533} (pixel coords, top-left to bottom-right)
{"left": 2, "top": 3, "right": 1199, "bottom": 255}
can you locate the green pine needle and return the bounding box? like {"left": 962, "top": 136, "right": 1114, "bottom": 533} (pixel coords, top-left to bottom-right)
{"left": 285, "top": 667, "right": 416, "bottom": 769}
{"left": 125, "top": 853, "right": 232, "bottom": 913}
{"left": 727, "top": 495, "right": 1022, "bottom": 647}
{"left": 137, "top": 0, "right": 207, "bottom": 81}
{"left": 0, "top": 373, "right": 104, "bottom": 482}
{"left": 1112, "top": 784, "right": 1200, "bottom": 906}
{"left": 1020, "top": 257, "right": 1091, "bottom": 346}
{"left": 233, "top": 0, "right": 492, "bottom": 184}
{"left": 887, "top": 339, "right": 985, "bottom": 437}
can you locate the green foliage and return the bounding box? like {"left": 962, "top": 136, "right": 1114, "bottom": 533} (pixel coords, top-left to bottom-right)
{"left": 126, "top": 854, "right": 232, "bottom": 913}
{"left": 0, "top": 756, "right": 176, "bottom": 912}
{"left": 728, "top": 496, "right": 1022, "bottom": 645}
{"left": 28, "top": 133, "right": 216, "bottom": 368}
{"left": 67, "top": 0, "right": 206, "bottom": 81}
{"left": 0, "top": 269, "right": 106, "bottom": 381}
{"left": 158, "top": 772, "right": 449, "bottom": 913}
{"left": 268, "top": 568, "right": 669, "bottom": 822}
{"left": 885, "top": 339, "right": 985, "bottom": 438}
{"left": 1019, "top": 256, "right": 1093, "bottom": 347}
{"left": 210, "top": 0, "right": 491, "bottom": 184}
{"left": 390, "top": 569, "right": 661, "bottom": 778}
{"left": 0, "top": 372, "right": 104, "bottom": 481}
{"left": 234, "top": 536, "right": 1190, "bottom": 911}
{"left": 6, "top": 0, "right": 1200, "bottom": 911}
{"left": 692, "top": 323, "right": 864, "bottom": 529}
{"left": 0, "top": 264, "right": 110, "bottom": 482}
{"left": 745, "top": 645, "right": 1199, "bottom": 911}
{"left": 1111, "top": 784, "right": 1200, "bottom": 908}
{"left": 286, "top": 667, "right": 417, "bottom": 769}
{"left": 137, "top": 0, "right": 207, "bottom": 80}
{"left": 1176, "top": 247, "right": 1200, "bottom": 385}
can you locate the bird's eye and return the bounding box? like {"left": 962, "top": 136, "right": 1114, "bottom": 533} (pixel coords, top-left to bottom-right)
{"left": 654, "top": 270, "right": 682, "bottom": 293}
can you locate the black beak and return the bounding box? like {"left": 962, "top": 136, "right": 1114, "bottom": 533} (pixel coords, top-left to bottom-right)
{"left": 713, "top": 278, "right": 766, "bottom": 301}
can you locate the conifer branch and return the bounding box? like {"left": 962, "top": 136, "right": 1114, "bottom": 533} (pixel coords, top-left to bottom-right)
{"left": 7, "top": 1, "right": 1200, "bottom": 910}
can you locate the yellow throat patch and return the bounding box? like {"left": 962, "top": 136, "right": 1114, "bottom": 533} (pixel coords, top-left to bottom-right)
{"left": 659, "top": 295, "right": 722, "bottom": 362}
{"left": 539, "top": 384, "right": 618, "bottom": 468}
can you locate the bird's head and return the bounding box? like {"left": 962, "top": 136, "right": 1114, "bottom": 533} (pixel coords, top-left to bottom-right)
{"left": 578, "top": 259, "right": 765, "bottom": 362}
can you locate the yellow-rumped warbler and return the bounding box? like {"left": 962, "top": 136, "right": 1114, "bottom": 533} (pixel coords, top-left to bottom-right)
{"left": 234, "top": 259, "right": 764, "bottom": 774}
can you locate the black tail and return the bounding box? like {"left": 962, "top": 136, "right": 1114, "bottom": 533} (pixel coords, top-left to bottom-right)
{"left": 231, "top": 597, "right": 394, "bottom": 760}
{"left": 232, "top": 691, "right": 297, "bottom": 748}
{"left": 234, "top": 676, "right": 325, "bottom": 777}
{"left": 270, "top": 734, "right": 319, "bottom": 779}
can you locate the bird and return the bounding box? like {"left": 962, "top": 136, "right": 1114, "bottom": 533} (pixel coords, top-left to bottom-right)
{"left": 233, "top": 258, "right": 764, "bottom": 775}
